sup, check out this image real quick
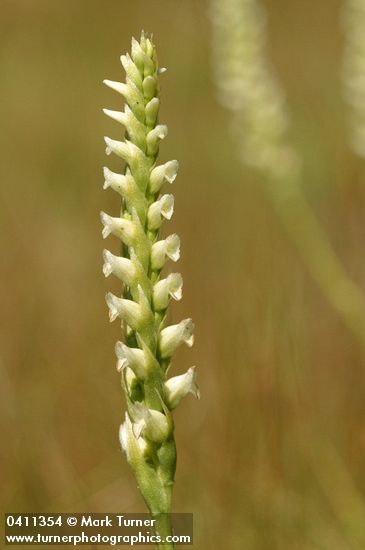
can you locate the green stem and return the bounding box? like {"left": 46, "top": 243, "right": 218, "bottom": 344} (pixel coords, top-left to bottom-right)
{"left": 152, "top": 513, "right": 175, "bottom": 550}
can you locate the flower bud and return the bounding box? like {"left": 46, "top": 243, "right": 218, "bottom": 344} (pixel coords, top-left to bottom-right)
{"left": 149, "top": 160, "right": 179, "bottom": 193}
{"left": 131, "top": 36, "right": 145, "bottom": 73}
{"left": 143, "top": 75, "right": 158, "bottom": 101}
{"left": 131, "top": 34, "right": 155, "bottom": 77}
{"left": 153, "top": 273, "right": 183, "bottom": 311}
{"left": 145, "top": 98, "right": 160, "bottom": 127}
{"left": 144, "top": 36, "right": 154, "bottom": 58}
{"left": 147, "top": 194, "right": 174, "bottom": 230}
{"left": 142, "top": 50, "right": 155, "bottom": 77}
{"left": 120, "top": 53, "right": 143, "bottom": 88}
{"left": 146, "top": 125, "right": 168, "bottom": 156}
{"left": 164, "top": 367, "right": 200, "bottom": 409}
{"left": 151, "top": 234, "right": 180, "bottom": 270}
{"left": 158, "top": 319, "right": 194, "bottom": 359}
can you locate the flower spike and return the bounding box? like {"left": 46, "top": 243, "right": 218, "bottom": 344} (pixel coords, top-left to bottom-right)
{"left": 102, "top": 33, "right": 197, "bottom": 537}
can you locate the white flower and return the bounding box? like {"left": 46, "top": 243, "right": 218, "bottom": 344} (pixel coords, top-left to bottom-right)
{"left": 103, "top": 170, "right": 148, "bottom": 224}
{"left": 159, "top": 318, "right": 194, "bottom": 358}
{"left": 115, "top": 341, "right": 148, "bottom": 378}
{"left": 103, "top": 107, "right": 145, "bottom": 150}
{"left": 151, "top": 234, "right": 180, "bottom": 270}
{"left": 143, "top": 75, "right": 158, "bottom": 102}
{"left": 104, "top": 137, "right": 149, "bottom": 190}
{"left": 102, "top": 250, "right": 136, "bottom": 283}
{"left": 132, "top": 403, "right": 171, "bottom": 444}
{"left": 102, "top": 108, "right": 127, "bottom": 125}
{"left": 103, "top": 79, "right": 144, "bottom": 120}
{"left": 103, "top": 250, "right": 150, "bottom": 298}
{"left": 153, "top": 273, "right": 183, "bottom": 311}
{"left": 100, "top": 211, "right": 136, "bottom": 244}
{"left": 146, "top": 124, "right": 168, "bottom": 156}
{"left": 104, "top": 136, "right": 137, "bottom": 162}
{"left": 103, "top": 78, "right": 129, "bottom": 96}
{"left": 147, "top": 194, "right": 174, "bottom": 230}
{"left": 105, "top": 292, "right": 144, "bottom": 330}
{"left": 164, "top": 367, "right": 200, "bottom": 409}
{"left": 119, "top": 412, "right": 148, "bottom": 461}
{"left": 103, "top": 167, "right": 133, "bottom": 194}
{"left": 149, "top": 160, "right": 179, "bottom": 193}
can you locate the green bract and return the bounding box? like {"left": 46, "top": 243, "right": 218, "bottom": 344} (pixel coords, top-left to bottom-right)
{"left": 101, "top": 33, "right": 199, "bottom": 546}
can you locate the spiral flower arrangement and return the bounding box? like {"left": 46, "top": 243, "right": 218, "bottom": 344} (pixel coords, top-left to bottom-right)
{"left": 101, "top": 33, "right": 199, "bottom": 545}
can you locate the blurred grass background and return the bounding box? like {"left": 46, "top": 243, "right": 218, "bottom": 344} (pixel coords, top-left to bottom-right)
{"left": 1, "top": 0, "right": 365, "bottom": 548}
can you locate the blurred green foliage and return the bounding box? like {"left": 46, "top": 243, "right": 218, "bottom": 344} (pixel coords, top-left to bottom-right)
{"left": 1, "top": 1, "right": 365, "bottom": 548}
